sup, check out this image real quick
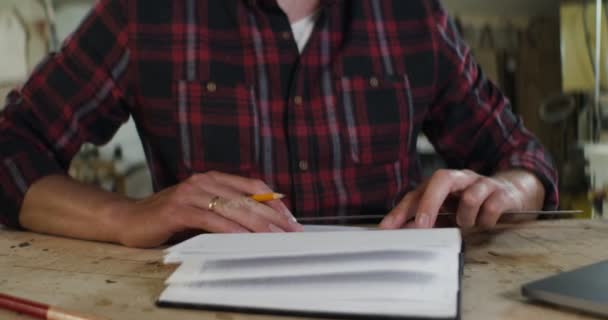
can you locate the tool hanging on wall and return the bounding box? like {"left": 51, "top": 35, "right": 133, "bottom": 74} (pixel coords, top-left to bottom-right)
{"left": 501, "top": 22, "right": 521, "bottom": 114}
{"left": 475, "top": 25, "right": 502, "bottom": 88}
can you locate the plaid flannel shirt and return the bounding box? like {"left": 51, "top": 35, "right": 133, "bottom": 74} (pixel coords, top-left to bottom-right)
{"left": 0, "top": 0, "right": 558, "bottom": 227}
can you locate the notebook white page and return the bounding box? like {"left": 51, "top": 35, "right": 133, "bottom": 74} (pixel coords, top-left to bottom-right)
{"left": 160, "top": 282, "right": 458, "bottom": 318}
{"left": 164, "top": 273, "right": 458, "bottom": 303}
{"left": 166, "top": 228, "right": 461, "bottom": 254}
{"left": 167, "top": 250, "right": 459, "bottom": 283}
{"left": 159, "top": 228, "right": 462, "bottom": 319}
{"left": 302, "top": 224, "right": 370, "bottom": 232}
{"left": 163, "top": 225, "right": 371, "bottom": 264}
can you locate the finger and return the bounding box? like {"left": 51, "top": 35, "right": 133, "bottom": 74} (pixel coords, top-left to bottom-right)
{"left": 380, "top": 179, "right": 430, "bottom": 229}
{"left": 379, "top": 189, "right": 422, "bottom": 229}
{"left": 218, "top": 197, "right": 300, "bottom": 232}
{"left": 477, "top": 191, "right": 512, "bottom": 229}
{"left": 456, "top": 178, "right": 496, "bottom": 228}
{"left": 189, "top": 174, "right": 300, "bottom": 228}
{"left": 207, "top": 171, "right": 273, "bottom": 194}
{"left": 248, "top": 198, "right": 303, "bottom": 232}
{"left": 253, "top": 202, "right": 303, "bottom": 232}
{"left": 203, "top": 172, "right": 301, "bottom": 229}
{"left": 168, "top": 176, "right": 239, "bottom": 214}
{"left": 237, "top": 198, "right": 302, "bottom": 232}
{"left": 179, "top": 205, "right": 250, "bottom": 234}
{"left": 404, "top": 220, "right": 417, "bottom": 228}
{"left": 177, "top": 192, "right": 250, "bottom": 231}
{"left": 197, "top": 182, "right": 243, "bottom": 199}
{"left": 178, "top": 178, "right": 268, "bottom": 221}
{"left": 266, "top": 200, "right": 298, "bottom": 223}
{"left": 415, "top": 170, "right": 480, "bottom": 228}
{"left": 170, "top": 183, "right": 217, "bottom": 212}
{"left": 187, "top": 174, "right": 244, "bottom": 200}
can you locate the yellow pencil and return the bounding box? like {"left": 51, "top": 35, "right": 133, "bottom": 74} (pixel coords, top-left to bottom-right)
{"left": 251, "top": 193, "right": 285, "bottom": 202}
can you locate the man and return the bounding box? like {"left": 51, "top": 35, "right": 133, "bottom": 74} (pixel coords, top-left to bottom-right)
{"left": 0, "top": 0, "right": 557, "bottom": 248}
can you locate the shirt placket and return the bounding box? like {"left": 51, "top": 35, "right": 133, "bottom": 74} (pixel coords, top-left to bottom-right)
{"left": 247, "top": 3, "right": 320, "bottom": 216}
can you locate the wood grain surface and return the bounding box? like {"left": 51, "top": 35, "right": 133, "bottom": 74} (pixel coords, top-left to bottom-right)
{"left": 1, "top": 220, "right": 607, "bottom": 320}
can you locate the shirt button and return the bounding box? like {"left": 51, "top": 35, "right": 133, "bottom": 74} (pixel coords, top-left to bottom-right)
{"left": 298, "top": 160, "right": 309, "bottom": 171}
{"left": 281, "top": 31, "right": 291, "bottom": 40}
{"left": 294, "top": 96, "right": 303, "bottom": 105}
{"left": 206, "top": 82, "right": 217, "bottom": 92}
{"left": 369, "top": 77, "right": 379, "bottom": 88}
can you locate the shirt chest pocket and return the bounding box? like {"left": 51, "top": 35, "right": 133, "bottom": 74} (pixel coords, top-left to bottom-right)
{"left": 174, "top": 80, "right": 258, "bottom": 175}
{"left": 334, "top": 75, "right": 413, "bottom": 166}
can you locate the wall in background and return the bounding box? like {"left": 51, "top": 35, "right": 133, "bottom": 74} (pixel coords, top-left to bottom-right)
{"left": 54, "top": 0, "right": 93, "bottom": 40}
{"left": 0, "top": 0, "right": 51, "bottom": 102}
{"left": 444, "top": 0, "right": 560, "bottom": 18}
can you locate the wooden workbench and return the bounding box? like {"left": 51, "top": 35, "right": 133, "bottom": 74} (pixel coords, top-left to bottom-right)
{"left": 1, "top": 220, "right": 607, "bottom": 320}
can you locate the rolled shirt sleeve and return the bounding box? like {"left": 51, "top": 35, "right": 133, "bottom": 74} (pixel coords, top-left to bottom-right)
{"left": 423, "top": 0, "right": 559, "bottom": 209}
{"left": 0, "top": 0, "right": 132, "bottom": 227}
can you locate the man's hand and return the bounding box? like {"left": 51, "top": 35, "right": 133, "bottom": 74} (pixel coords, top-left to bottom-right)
{"left": 114, "top": 171, "right": 303, "bottom": 248}
{"left": 379, "top": 169, "right": 546, "bottom": 230}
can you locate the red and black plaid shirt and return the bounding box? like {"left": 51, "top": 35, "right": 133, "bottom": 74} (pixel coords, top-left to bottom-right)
{"left": 0, "top": 0, "right": 558, "bottom": 228}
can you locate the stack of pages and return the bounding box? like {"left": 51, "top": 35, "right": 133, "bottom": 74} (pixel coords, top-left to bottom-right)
{"left": 158, "top": 227, "right": 463, "bottom": 319}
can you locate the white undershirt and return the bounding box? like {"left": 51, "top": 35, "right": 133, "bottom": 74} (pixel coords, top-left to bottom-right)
{"left": 290, "top": 11, "right": 319, "bottom": 53}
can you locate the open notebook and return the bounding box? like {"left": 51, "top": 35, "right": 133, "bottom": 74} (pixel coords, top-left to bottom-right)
{"left": 157, "top": 227, "right": 463, "bottom": 319}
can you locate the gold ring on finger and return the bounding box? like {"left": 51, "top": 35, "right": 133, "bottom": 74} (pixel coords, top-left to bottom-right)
{"left": 208, "top": 196, "right": 222, "bottom": 212}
